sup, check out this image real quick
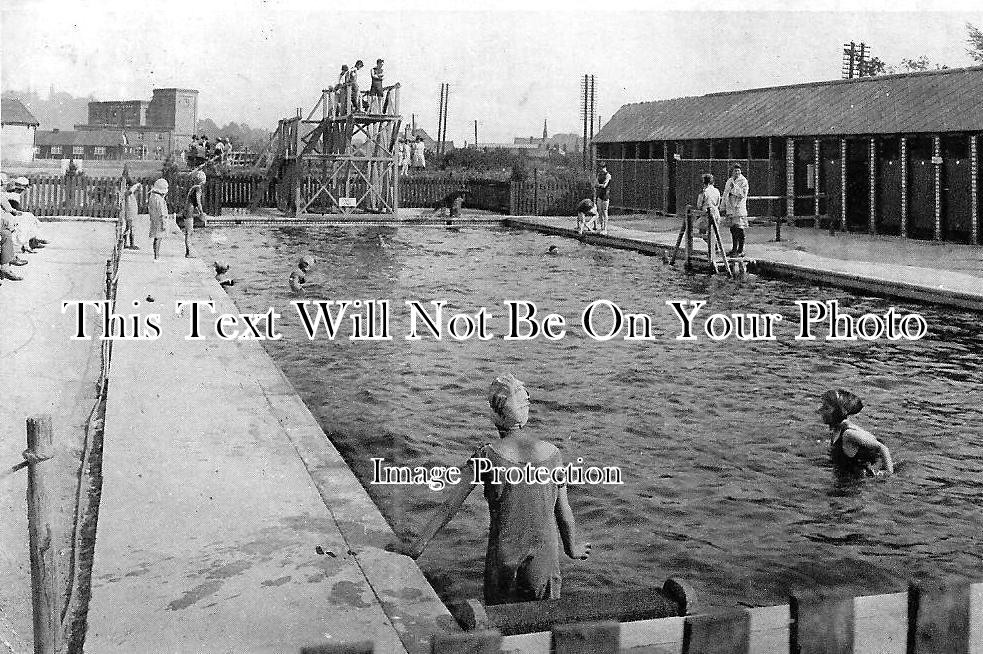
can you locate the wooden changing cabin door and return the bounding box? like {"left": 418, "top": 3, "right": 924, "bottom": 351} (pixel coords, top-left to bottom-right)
{"left": 907, "top": 136, "right": 936, "bottom": 240}
{"left": 940, "top": 135, "right": 972, "bottom": 243}
{"left": 822, "top": 141, "right": 842, "bottom": 229}
{"left": 877, "top": 137, "right": 903, "bottom": 236}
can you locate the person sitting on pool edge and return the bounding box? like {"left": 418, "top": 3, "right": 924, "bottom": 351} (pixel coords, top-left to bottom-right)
{"left": 819, "top": 389, "right": 893, "bottom": 477}
{"left": 575, "top": 197, "right": 598, "bottom": 235}
{"left": 387, "top": 373, "right": 591, "bottom": 605}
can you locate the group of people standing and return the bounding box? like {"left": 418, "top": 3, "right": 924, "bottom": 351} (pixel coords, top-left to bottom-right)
{"left": 398, "top": 136, "right": 427, "bottom": 175}
{"left": 121, "top": 170, "right": 208, "bottom": 261}
{"left": 697, "top": 164, "right": 749, "bottom": 257}
{"left": 575, "top": 163, "right": 750, "bottom": 257}
{"left": 333, "top": 58, "right": 387, "bottom": 115}
{"left": 575, "top": 164, "right": 612, "bottom": 235}
{"left": 186, "top": 135, "right": 230, "bottom": 169}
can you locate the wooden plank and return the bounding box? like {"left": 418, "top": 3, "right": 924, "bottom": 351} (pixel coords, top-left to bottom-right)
{"left": 854, "top": 592, "right": 906, "bottom": 654}
{"left": 790, "top": 589, "right": 854, "bottom": 654}
{"left": 908, "top": 579, "right": 971, "bottom": 654}
{"left": 683, "top": 609, "right": 750, "bottom": 654}
{"left": 299, "top": 642, "right": 373, "bottom": 653}
{"left": 431, "top": 630, "right": 502, "bottom": 654}
{"left": 551, "top": 620, "right": 619, "bottom": 654}
{"left": 464, "top": 587, "right": 681, "bottom": 636}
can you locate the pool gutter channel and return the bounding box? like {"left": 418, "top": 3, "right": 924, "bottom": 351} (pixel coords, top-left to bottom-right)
{"left": 503, "top": 217, "right": 983, "bottom": 312}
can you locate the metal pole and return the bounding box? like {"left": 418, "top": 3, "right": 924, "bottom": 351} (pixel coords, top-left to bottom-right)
{"left": 588, "top": 75, "right": 596, "bottom": 171}
{"left": 441, "top": 85, "right": 450, "bottom": 155}
{"left": 582, "top": 74, "right": 589, "bottom": 170}
{"left": 436, "top": 84, "right": 444, "bottom": 157}
{"left": 474, "top": 120, "right": 478, "bottom": 148}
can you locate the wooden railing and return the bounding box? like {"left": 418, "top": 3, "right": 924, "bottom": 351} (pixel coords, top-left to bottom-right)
{"left": 19, "top": 175, "right": 122, "bottom": 218}
{"left": 18, "top": 172, "right": 589, "bottom": 218}
{"left": 299, "top": 579, "right": 983, "bottom": 654}
{"left": 509, "top": 174, "right": 594, "bottom": 216}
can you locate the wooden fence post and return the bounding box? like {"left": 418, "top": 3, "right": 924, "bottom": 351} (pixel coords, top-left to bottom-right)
{"left": 683, "top": 609, "right": 750, "bottom": 654}
{"left": 552, "top": 621, "right": 620, "bottom": 654}
{"left": 790, "top": 589, "right": 855, "bottom": 654}
{"left": 908, "top": 579, "right": 971, "bottom": 654}
{"left": 25, "top": 414, "right": 58, "bottom": 654}
{"left": 431, "top": 630, "right": 502, "bottom": 654}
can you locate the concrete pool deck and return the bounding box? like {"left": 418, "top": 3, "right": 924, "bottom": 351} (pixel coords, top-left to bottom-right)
{"left": 82, "top": 225, "right": 456, "bottom": 653}
{"left": 506, "top": 216, "right": 983, "bottom": 311}
{"left": 0, "top": 223, "right": 113, "bottom": 653}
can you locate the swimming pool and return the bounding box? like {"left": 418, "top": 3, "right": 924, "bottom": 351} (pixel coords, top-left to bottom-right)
{"left": 203, "top": 224, "right": 983, "bottom": 608}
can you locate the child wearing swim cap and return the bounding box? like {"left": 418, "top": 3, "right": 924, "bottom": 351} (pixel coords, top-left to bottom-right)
{"left": 819, "top": 389, "right": 893, "bottom": 477}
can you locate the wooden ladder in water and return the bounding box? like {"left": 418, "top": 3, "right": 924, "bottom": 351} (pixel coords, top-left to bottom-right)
{"left": 669, "top": 205, "right": 734, "bottom": 278}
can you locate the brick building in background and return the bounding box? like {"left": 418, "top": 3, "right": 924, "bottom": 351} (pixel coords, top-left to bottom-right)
{"left": 34, "top": 87, "right": 198, "bottom": 162}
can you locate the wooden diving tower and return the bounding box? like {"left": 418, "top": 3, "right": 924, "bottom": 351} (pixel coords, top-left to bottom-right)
{"left": 251, "top": 79, "right": 402, "bottom": 216}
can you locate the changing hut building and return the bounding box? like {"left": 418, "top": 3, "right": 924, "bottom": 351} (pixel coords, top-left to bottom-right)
{"left": 593, "top": 66, "right": 983, "bottom": 244}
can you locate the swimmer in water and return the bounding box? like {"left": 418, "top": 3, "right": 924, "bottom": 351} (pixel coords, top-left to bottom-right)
{"left": 214, "top": 261, "right": 234, "bottom": 287}
{"left": 289, "top": 255, "right": 315, "bottom": 292}
{"left": 819, "top": 389, "right": 893, "bottom": 477}
{"left": 387, "top": 374, "right": 591, "bottom": 605}
{"left": 547, "top": 245, "right": 559, "bottom": 255}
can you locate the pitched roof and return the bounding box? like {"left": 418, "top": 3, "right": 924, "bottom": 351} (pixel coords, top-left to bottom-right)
{"left": 1, "top": 98, "right": 40, "bottom": 126}
{"left": 36, "top": 130, "right": 127, "bottom": 146}
{"left": 595, "top": 66, "right": 983, "bottom": 143}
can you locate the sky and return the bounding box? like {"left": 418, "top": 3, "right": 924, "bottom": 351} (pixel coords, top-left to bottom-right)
{"left": 3, "top": 0, "right": 983, "bottom": 144}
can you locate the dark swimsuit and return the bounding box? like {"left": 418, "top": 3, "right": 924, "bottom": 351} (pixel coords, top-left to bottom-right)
{"left": 830, "top": 424, "right": 881, "bottom": 475}
{"left": 474, "top": 442, "right": 564, "bottom": 605}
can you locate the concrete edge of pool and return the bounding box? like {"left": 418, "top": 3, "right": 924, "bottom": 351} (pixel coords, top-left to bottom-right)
{"left": 86, "top": 246, "right": 456, "bottom": 654}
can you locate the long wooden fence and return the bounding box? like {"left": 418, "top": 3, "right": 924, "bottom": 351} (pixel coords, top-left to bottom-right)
{"left": 18, "top": 175, "right": 122, "bottom": 218}
{"left": 18, "top": 173, "right": 587, "bottom": 218}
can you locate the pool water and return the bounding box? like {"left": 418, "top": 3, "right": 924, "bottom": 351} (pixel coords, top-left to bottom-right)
{"left": 203, "top": 224, "right": 983, "bottom": 608}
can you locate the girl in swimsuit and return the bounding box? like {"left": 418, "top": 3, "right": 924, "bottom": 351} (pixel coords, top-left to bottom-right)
{"left": 388, "top": 374, "right": 591, "bottom": 604}
{"left": 818, "top": 389, "right": 893, "bottom": 477}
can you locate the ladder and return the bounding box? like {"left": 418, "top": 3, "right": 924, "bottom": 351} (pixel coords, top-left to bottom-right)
{"left": 669, "top": 205, "right": 734, "bottom": 278}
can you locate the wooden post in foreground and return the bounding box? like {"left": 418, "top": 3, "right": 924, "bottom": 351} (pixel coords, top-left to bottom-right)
{"left": 26, "top": 414, "right": 58, "bottom": 654}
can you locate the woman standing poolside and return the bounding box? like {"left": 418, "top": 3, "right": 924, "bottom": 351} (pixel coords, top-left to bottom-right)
{"left": 819, "top": 389, "right": 893, "bottom": 477}
{"left": 388, "top": 374, "right": 591, "bottom": 605}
